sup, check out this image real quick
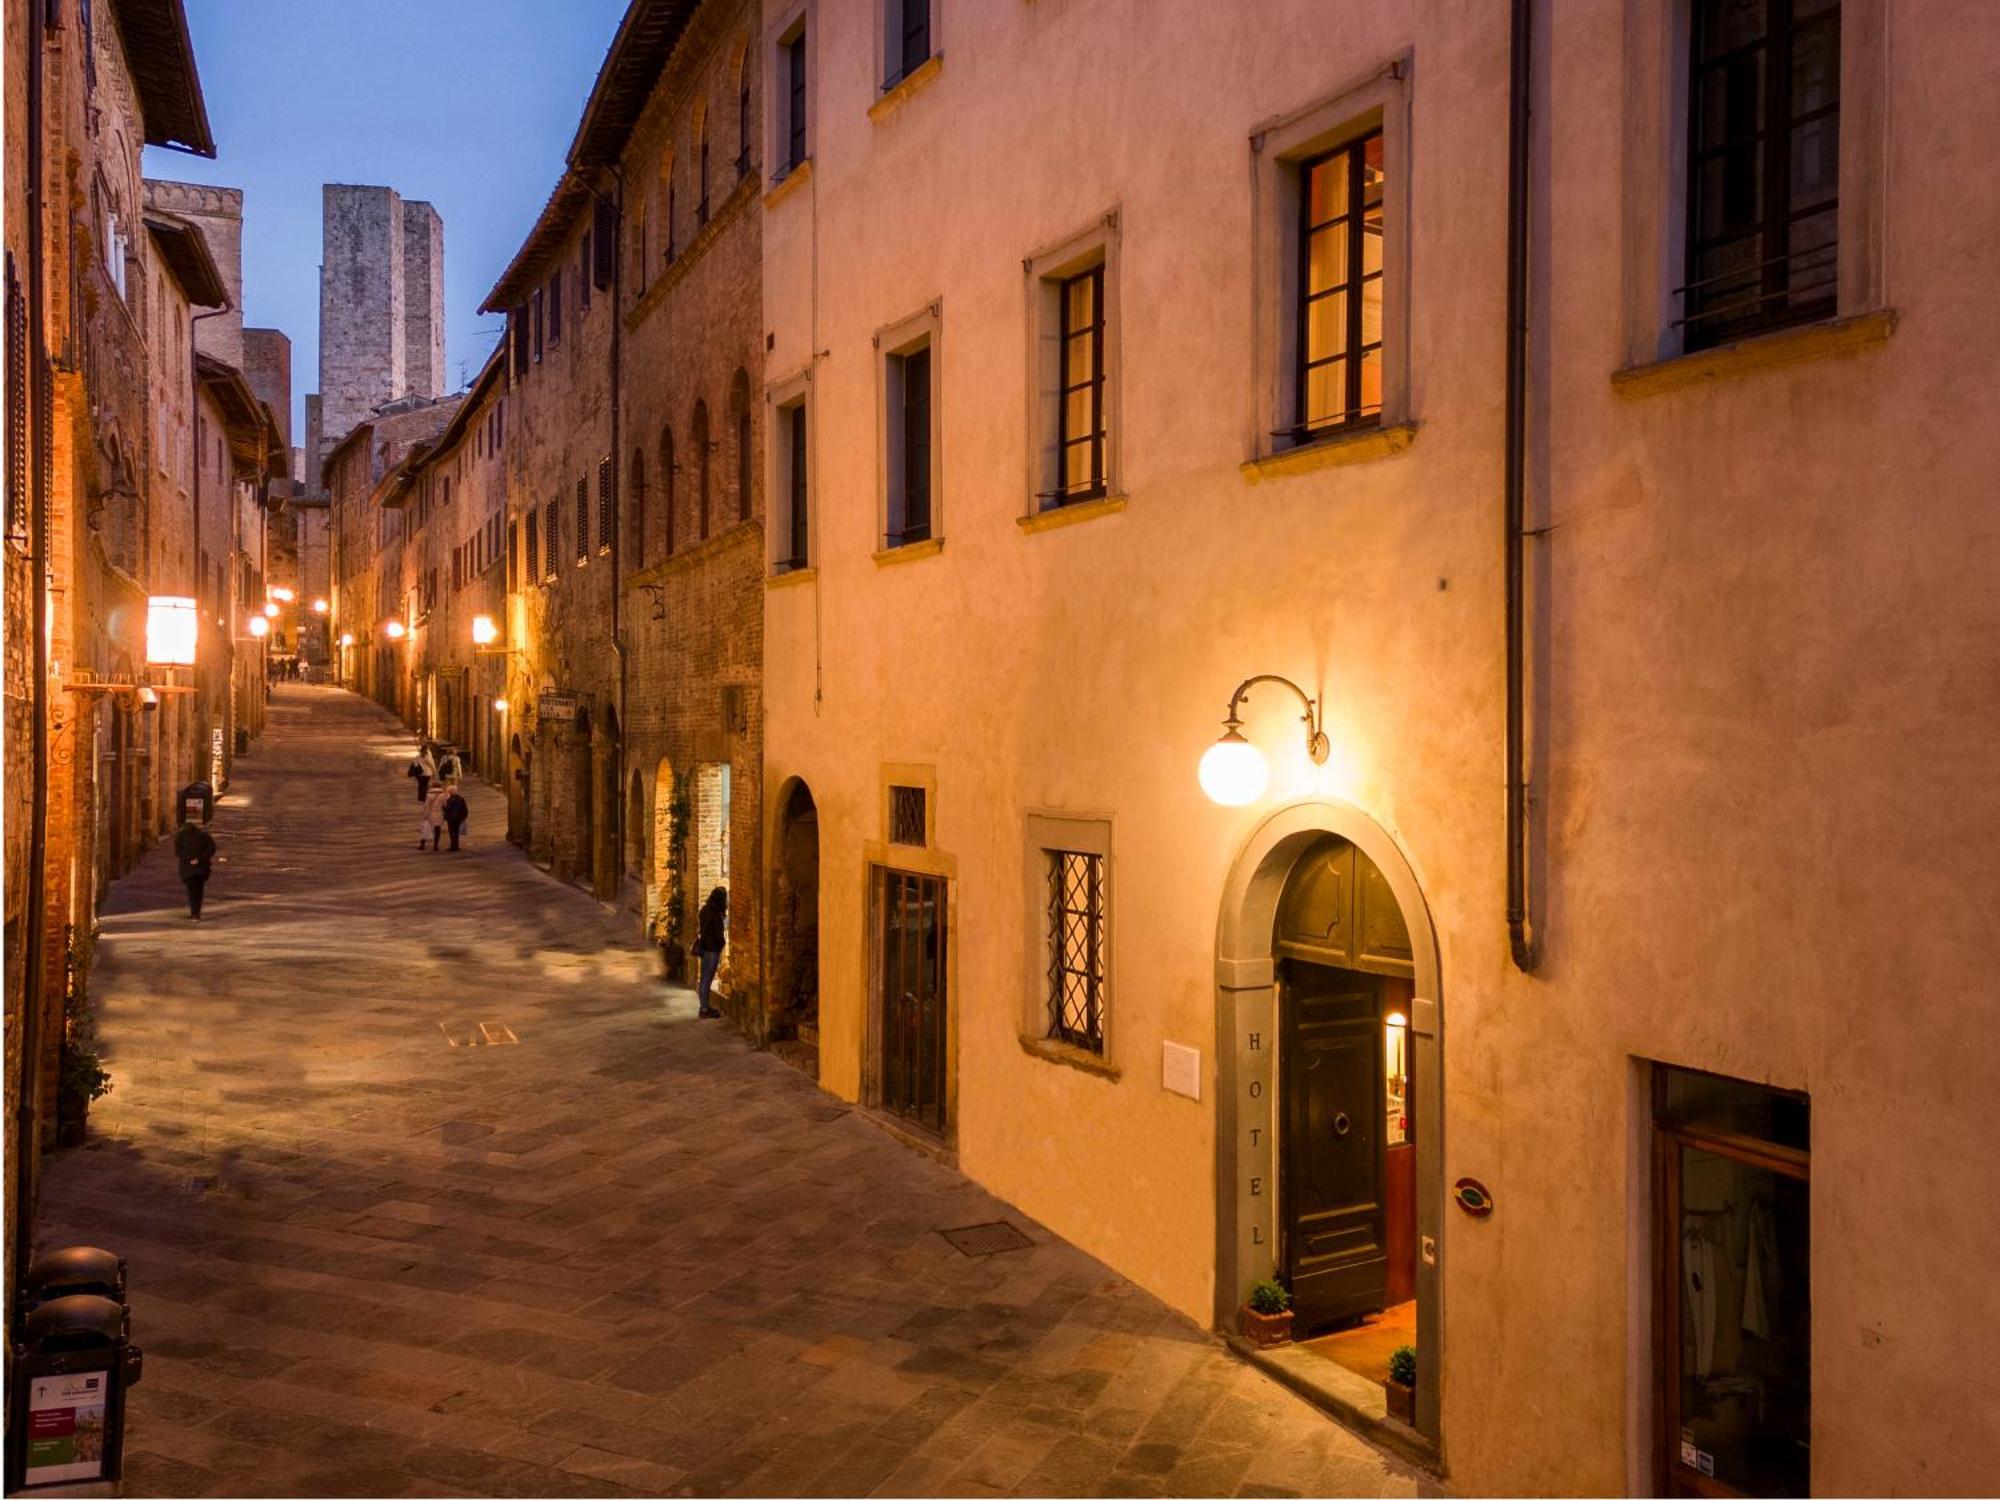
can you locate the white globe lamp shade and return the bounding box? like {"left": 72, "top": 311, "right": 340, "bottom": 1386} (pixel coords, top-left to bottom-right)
{"left": 471, "top": 614, "right": 499, "bottom": 646}
{"left": 1199, "top": 731, "right": 1268, "bottom": 806}
{"left": 311, "top": 598, "right": 329, "bottom": 615}
{"left": 246, "top": 614, "right": 270, "bottom": 639}
{"left": 384, "top": 620, "right": 406, "bottom": 640}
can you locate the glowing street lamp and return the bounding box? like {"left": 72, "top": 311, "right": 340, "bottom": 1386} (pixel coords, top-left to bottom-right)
{"left": 311, "top": 598, "right": 329, "bottom": 615}
{"left": 493, "top": 699, "right": 507, "bottom": 715}
{"left": 246, "top": 614, "right": 270, "bottom": 639}
{"left": 269, "top": 587, "right": 295, "bottom": 603}
{"left": 1198, "top": 675, "right": 1328, "bottom": 807}
{"left": 383, "top": 620, "right": 406, "bottom": 641}
{"left": 262, "top": 601, "right": 280, "bottom": 619}
{"left": 338, "top": 632, "right": 355, "bottom": 648}
{"left": 144, "top": 596, "right": 199, "bottom": 667}
{"left": 471, "top": 613, "right": 499, "bottom": 647}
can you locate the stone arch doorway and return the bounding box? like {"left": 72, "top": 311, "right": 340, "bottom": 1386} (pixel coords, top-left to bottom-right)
{"left": 773, "top": 778, "right": 820, "bottom": 1040}
{"left": 1214, "top": 799, "right": 1443, "bottom": 1447}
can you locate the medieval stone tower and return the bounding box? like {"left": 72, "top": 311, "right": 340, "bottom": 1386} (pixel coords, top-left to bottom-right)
{"left": 308, "top": 184, "right": 445, "bottom": 482}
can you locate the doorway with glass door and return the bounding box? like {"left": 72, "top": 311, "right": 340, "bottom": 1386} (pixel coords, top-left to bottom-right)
{"left": 875, "top": 867, "right": 948, "bottom": 1138}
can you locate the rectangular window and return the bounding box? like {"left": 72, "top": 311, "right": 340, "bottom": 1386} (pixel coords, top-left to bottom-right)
{"left": 548, "top": 271, "right": 563, "bottom": 344}
{"left": 6, "top": 253, "right": 27, "bottom": 547}
{"left": 1681, "top": 0, "right": 1840, "bottom": 350}
{"left": 579, "top": 232, "right": 592, "bottom": 311}
{"left": 778, "top": 400, "right": 808, "bottom": 569}
{"left": 1045, "top": 851, "right": 1105, "bottom": 1053}
{"left": 786, "top": 31, "right": 808, "bottom": 171}
{"left": 532, "top": 289, "right": 544, "bottom": 363}
{"left": 1055, "top": 266, "right": 1105, "bottom": 503}
{"left": 512, "top": 306, "right": 529, "bottom": 375}
{"left": 889, "top": 345, "right": 931, "bottom": 544}
{"left": 1654, "top": 1064, "right": 1809, "bottom": 1496}
{"left": 597, "top": 455, "right": 612, "bottom": 553}
{"left": 543, "top": 498, "right": 558, "bottom": 579}
{"left": 524, "top": 511, "right": 538, "bottom": 584}
{"left": 889, "top": 0, "right": 930, "bottom": 87}
{"left": 1296, "top": 131, "right": 1384, "bottom": 437}
{"left": 737, "top": 71, "right": 752, "bottom": 178}
{"left": 889, "top": 784, "right": 926, "bottom": 847}
{"left": 593, "top": 194, "right": 618, "bottom": 290}
{"left": 574, "top": 476, "right": 588, "bottom": 561}
{"left": 508, "top": 518, "right": 519, "bottom": 589}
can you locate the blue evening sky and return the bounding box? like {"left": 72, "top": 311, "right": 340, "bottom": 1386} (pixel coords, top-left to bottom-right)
{"left": 143, "top": 0, "right": 630, "bottom": 440}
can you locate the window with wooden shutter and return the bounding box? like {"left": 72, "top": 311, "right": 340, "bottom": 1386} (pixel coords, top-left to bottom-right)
{"left": 597, "top": 455, "right": 612, "bottom": 553}
{"left": 574, "top": 476, "right": 588, "bottom": 560}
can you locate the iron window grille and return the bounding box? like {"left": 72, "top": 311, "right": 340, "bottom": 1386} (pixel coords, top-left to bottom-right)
{"left": 889, "top": 346, "right": 932, "bottom": 545}
{"left": 1292, "top": 130, "right": 1385, "bottom": 441}
{"left": 890, "top": 785, "right": 926, "bottom": 846}
{"left": 880, "top": 868, "right": 947, "bottom": 1136}
{"left": 575, "top": 477, "right": 589, "bottom": 560}
{"left": 1046, "top": 265, "right": 1105, "bottom": 506}
{"left": 597, "top": 455, "right": 613, "bottom": 553}
{"left": 780, "top": 403, "right": 808, "bottom": 569}
{"left": 1679, "top": 0, "right": 1840, "bottom": 350}
{"left": 1046, "top": 850, "right": 1105, "bottom": 1053}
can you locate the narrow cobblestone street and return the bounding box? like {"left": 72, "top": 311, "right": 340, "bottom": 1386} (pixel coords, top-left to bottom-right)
{"left": 33, "top": 687, "right": 1422, "bottom": 1499}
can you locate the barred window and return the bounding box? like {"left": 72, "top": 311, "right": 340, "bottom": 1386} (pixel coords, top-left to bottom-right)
{"left": 597, "top": 454, "right": 612, "bottom": 553}
{"left": 1046, "top": 850, "right": 1105, "bottom": 1053}
{"left": 6, "top": 253, "right": 27, "bottom": 547}
{"left": 574, "top": 476, "right": 588, "bottom": 560}
{"left": 889, "top": 785, "right": 926, "bottom": 846}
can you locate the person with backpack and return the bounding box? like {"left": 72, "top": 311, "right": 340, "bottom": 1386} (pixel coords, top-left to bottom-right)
{"left": 442, "top": 788, "right": 469, "bottom": 851}
{"left": 408, "top": 743, "right": 437, "bottom": 803}
{"left": 174, "top": 817, "right": 217, "bottom": 920}
{"left": 695, "top": 886, "right": 727, "bottom": 1019}
{"left": 437, "top": 746, "right": 462, "bottom": 784}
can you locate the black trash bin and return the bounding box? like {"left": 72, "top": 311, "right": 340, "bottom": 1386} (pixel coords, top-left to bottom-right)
{"left": 179, "top": 781, "right": 214, "bottom": 826}
{"left": 21, "top": 1246, "right": 126, "bottom": 1308}
{"left": 6, "top": 1294, "right": 141, "bottom": 1490}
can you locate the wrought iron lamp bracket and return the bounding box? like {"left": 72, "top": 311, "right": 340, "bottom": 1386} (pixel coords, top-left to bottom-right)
{"left": 1223, "top": 674, "right": 1329, "bottom": 764}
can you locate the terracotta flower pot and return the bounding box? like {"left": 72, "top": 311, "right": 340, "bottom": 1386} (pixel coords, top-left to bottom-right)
{"left": 1384, "top": 1378, "right": 1416, "bottom": 1424}
{"left": 1240, "top": 1305, "right": 1294, "bottom": 1349}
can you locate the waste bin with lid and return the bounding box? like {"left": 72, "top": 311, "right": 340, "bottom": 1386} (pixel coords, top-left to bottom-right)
{"left": 6, "top": 1294, "right": 141, "bottom": 1490}
{"left": 21, "top": 1246, "right": 126, "bottom": 1309}
{"left": 179, "top": 780, "right": 215, "bottom": 825}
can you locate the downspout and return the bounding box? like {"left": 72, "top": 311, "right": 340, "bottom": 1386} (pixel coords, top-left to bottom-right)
{"left": 190, "top": 305, "right": 228, "bottom": 780}
{"left": 15, "top": 0, "right": 51, "bottom": 1310}
{"left": 606, "top": 170, "right": 626, "bottom": 903}
{"left": 1504, "top": 0, "right": 1540, "bottom": 972}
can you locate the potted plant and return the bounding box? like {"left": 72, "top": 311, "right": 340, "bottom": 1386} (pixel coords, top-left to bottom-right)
{"left": 1384, "top": 1343, "right": 1417, "bottom": 1424}
{"left": 55, "top": 1044, "right": 112, "bottom": 1148}
{"left": 1240, "top": 1277, "right": 1294, "bottom": 1348}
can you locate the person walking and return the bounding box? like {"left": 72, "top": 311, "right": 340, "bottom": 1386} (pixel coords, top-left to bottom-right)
{"left": 442, "top": 788, "right": 469, "bottom": 852}
{"left": 695, "top": 886, "right": 727, "bottom": 1018}
{"left": 437, "top": 746, "right": 462, "bottom": 784}
{"left": 174, "top": 817, "right": 216, "bottom": 920}
{"left": 409, "top": 743, "right": 437, "bottom": 803}
{"left": 421, "top": 782, "right": 450, "bottom": 851}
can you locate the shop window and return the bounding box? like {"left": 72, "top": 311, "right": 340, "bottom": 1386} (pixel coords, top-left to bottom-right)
{"left": 1654, "top": 1063, "right": 1810, "bottom": 1497}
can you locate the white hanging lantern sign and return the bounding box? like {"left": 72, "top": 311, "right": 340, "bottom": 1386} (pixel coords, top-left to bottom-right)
{"left": 145, "top": 596, "right": 198, "bottom": 666}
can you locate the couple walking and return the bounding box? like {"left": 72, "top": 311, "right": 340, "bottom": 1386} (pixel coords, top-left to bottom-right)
{"left": 409, "top": 741, "right": 468, "bottom": 851}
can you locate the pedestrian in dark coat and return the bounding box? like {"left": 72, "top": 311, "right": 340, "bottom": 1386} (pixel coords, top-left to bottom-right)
{"left": 174, "top": 819, "right": 217, "bottom": 920}
{"left": 695, "top": 886, "right": 728, "bottom": 1018}
{"left": 442, "top": 790, "right": 469, "bottom": 851}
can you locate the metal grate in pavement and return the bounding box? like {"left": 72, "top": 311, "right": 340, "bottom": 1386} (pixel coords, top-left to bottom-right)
{"left": 939, "top": 1221, "right": 1034, "bottom": 1257}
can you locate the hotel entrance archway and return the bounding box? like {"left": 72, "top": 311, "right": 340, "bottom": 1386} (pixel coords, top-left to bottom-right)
{"left": 1214, "top": 799, "right": 1443, "bottom": 1448}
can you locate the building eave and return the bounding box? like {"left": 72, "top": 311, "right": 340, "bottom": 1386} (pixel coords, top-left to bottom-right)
{"left": 108, "top": 0, "right": 217, "bottom": 157}
{"left": 143, "top": 213, "right": 227, "bottom": 307}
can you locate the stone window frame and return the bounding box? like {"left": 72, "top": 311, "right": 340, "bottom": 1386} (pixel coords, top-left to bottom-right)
{"left": 872, "top": 300, "right": 943, "bottom": 563}
{"left": 1247, "top": 55, "right": 1415, "bottom": 466}
{"left": 764, "top": 0, "right": 814, "bottom": 187}
{"left": 869, "top": 0, "right": 943, "bottom": 121}
{"left": 1617, "top": 0, "right": 1890, "bottom": 377}
{"left": 1021, "top": 812, "right": 1119, "bottom": 1079}
{"left": 765, "top": 363, "right": 813, "bottom": 577}
{"left": 1021, "top": 210, "right": 1125, "bottom": 527}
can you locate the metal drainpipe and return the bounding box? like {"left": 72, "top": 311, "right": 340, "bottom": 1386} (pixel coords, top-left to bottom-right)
{"left": 1504, "top": 0, "right": 1540, "bottom": 973}
{"left": 606, "top": 170, "right": 626, "bottom": 903}
{"left": 15, "top": 0, "right": 51, "bottom": 1313}
{"left": 190, "top": 305, "right": 228, "bottom": 778}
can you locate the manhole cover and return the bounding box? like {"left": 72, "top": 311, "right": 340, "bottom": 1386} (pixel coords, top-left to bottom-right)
{"left": 939, "top": 1221, "right": 1033, "bottom": 1257}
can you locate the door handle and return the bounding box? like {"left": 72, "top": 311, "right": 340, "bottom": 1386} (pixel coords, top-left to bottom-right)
{"left": 1332, "top": 1111, "right": 1351, "bottom": 1138}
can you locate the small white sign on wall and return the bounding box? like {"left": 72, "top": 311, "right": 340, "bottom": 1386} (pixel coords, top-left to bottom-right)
{"left": 1162, "top": 1041, "right": 1202, "bottom": 1100}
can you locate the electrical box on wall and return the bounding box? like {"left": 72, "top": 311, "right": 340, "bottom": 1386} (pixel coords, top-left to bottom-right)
{"left": 1162, "top": 1041, "right": 1201, "bottom": 1100}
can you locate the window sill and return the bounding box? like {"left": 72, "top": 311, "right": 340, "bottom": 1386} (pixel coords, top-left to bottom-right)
{"left": 1018, "top": 1034, "right": 1120, "bottom": 1081}
{"left": 872, "top": 536, "right": 942, "bottom": 567}
{"left": 763, "top": 158, "right": 813, "bottom": 210}
{"left": 868, "top": 53, "right": 943, "bottom": 123}
{"left": 1611, "top": 310, "right": 1898, "bottom": 399}
{"left": 766, "top": 564, "right": 815, "bottom": 590}
{"left": 1018, "top": 493, "right": 1127, "bottom": 535}
{"left": 1241, "top": 421, "right": 1418, "bottom": 484}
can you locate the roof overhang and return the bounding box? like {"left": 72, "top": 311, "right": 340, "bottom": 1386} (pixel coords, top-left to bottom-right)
{"left": 109, "top": 0, "right": 216, "bottom": 157}
{"left": 144, "top": 214, "right": 227, "bottom": 308}
{"left": 196, "top": 353, "right": 280, "bottom": 479}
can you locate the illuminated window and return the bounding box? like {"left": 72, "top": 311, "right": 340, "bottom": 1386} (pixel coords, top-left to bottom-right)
{"left": 1295, "top": 131, "right": 1384, "bottom": 437}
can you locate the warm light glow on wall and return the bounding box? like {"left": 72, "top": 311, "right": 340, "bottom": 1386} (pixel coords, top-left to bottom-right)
{"left": 145, "top": 596, "right": 199, "bottom": 666}
{"left": 269, "top": 587, "right": 295, "bottom": 602}
{"left": 262, "top": 601, "right": 280, "bottom": 618}
{"left": 247, "top": 615, "right": 270, "bottom": 639}
{"left": 338, "top": 632, "right": 355, "bottom": 648}
{"left": 384, "top": 620, "right": 406, "bottom": 640}
{"left": 311, "top": 598, "right": 329, "bottom": 615}
{"left": 471, "top": 614, "right": 499, "bottom": 646}
{"left": 493, "top": 699, "right": 507, "bottom": 714}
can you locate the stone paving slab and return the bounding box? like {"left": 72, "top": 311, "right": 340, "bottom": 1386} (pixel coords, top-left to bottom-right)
{"left": 32, "top": 686, "right": 1432, "bottom": 1498}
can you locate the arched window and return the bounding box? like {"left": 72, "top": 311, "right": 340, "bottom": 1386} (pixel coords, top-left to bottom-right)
{"left": 692, "top": 400, "right": 711, "bottom": 540}
{"left": 696, "top": 106, "right": 711, "bottom": 225}
{"left": 658, "top": 148, "right": 676, "bottom": 265}
{"left": 730, "top": 368, "right": 752, "bottom": 521}
{"left": 660, "top": 426, "right": 677, "bottom": 556}
{"left": 628, "top": 445, "right": 647, "bottom": 562}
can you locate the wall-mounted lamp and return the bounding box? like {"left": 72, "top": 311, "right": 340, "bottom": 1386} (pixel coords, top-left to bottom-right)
{"left": 338, "top": 632, "right": 355, "bottom": 648}
{"left": 269, "top": 587, "right": 295, "bottom": 603}
{"left": 471, "top": 614, "right": 499, "bottom": 647}
{"left": 310, "top": 598, "right": 329, "bottom": 615}
{"left": 262, "top": 601, "right": 280, "bottom": 619}
{"left": 383, "top": 620, "right": 407, "bottom": 641}
{"left": 1198, "top": 674, "right": 1328, "bottom": 806}
{"left": 493, "top": 699, "right": 508, "bottom": 715}
{"left": 246, "top": 614, "right": 270, "bottom": 639}
{"left": 144, "top": 596, "right": 198, "bottom": 667}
